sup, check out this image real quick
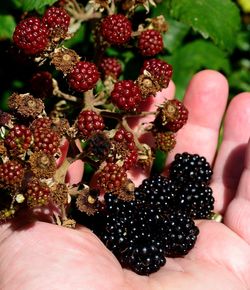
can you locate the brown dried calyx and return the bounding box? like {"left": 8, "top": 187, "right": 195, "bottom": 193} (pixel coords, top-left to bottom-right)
{"left": 116, "top": 179, "right": 135, "bottom": 201}
{"left": 136, "top": 73, "right": 161, "bottom": 98}
{"left": 147, "top": 15, "right": 168, "bottom": 33}
{"left": 76, "top": 188, "right": 100, "bottom": 216}
{"left": 51, "top": 47, "right": 80, "bottom": 75}
{"left": 29, "top": 151, "right": 57, "bottom": 179}
{"left": 8, "top": 93, "right": 44, "bottom": 118}
{"left": 156, "top": 100, "right": 180, "bottom": 125}
{"left": 51, "top": 183, "right": 69, "bottom": 206}
{"left": 122, "top": 0, "right": 156, "bottom": 12}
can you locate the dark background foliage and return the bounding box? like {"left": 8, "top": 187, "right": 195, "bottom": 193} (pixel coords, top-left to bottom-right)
{"left": 0, "top": 0, "right": 249, "bottom": 111}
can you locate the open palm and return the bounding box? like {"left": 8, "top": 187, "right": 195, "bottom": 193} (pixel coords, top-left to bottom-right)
{"left": 0, "top": 70, "right": 250, "bottom": 290}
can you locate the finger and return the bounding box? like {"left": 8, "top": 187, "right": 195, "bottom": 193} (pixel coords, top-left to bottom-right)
{"left": 223, "top": 137, "right": 250, "bottom": 244}
{"left": 211, "top": 93, "right": 250, "bottom": 213}
{"left": 65, "top": 159, "right": 84, "bottom": 185}
{"left": 166, "top": 70, "right": 228, "bottom": 166}
{"left": 56, "top": 138, "right": 69, "bottom": 167}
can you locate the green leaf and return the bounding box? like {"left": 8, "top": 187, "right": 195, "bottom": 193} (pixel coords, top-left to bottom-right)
{"left": 0, "top": 15, "right": 16, "bottom": 40}
{"left": 162, "top": 40, "right": 231, "bottom": 99}
{"left": 170, "top": 0, "right": 241, "bottom": 52}
{"left": 163, "top": 18, "right": 190, "bottom": 53}
{"left": 151, "top": 0, "right": 172, "bottom": 18}
{"left": 12, "top": 0, "right": 58, "bottom": 11}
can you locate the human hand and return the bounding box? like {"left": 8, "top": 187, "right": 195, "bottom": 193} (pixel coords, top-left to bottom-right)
{"left": 0, "top": 70, "right": 249, "bottom": 290}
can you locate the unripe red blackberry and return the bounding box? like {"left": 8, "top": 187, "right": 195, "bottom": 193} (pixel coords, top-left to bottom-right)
{"left": 153, "top": 131, "right": 176, "bottom": 152}
{"left": 26, "top": 178, "right": 51, "bottom": 207}
{"left": 77, "top": 110, "right": 105, "bottom": 138}
{"left": 95, "top": 163, "right": 127, "bottom": 194}
{"left": 30, "top": 117, "right": 52, "bottom": 131}
{"left": 100, "top": 57, "right": 122, "bottom": 79}
{"left": 111, "top": 80, "right": 143, "bottom": 112}
{"left": 67, "top": 61, "right": 100, "bottom": 92}
{"left": 42, "top": 6, "right": 70, "bottom": 33}
{"left": 138, "top": 29, "right": 163, "bottom": 56}
{"left": 13, "top": 17, "right": 49, "bottom": 55}
{"left": 141, "top": 58, "right": 173, "bottom": 88}
{"left": 154, "top": 99, "right": 188, "bottom": 132}
{"left": 100, "top": 14, "right": 132, "bottom": 45}
{"left": 4, "top": 124, "right": 33, "bottom": 154}
{"left": 33, "top": 128, "right": 60, "bottom": 155}
{"left": 0, "top": 160, "right": 24, "bottom": 188}
{"left": 30, "top": 71, "right": 53, "bottom": 99}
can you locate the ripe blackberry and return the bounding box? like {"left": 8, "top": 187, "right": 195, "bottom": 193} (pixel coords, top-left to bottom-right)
{"left": 67, "top": 61, "right": 100, "bottom": 92}
{"left": 111, "top": 80, "right": 143, "bottom": 112}
{"left": 169, "top": 152, "right": 213, "bottom": 184}
{"left": 164, "top": 212, "right": 199, "bottom": 257}
{"left": 102, "top": 193, "right": 167, "bottom": 275}
{"left": 26, "top": 178, "right": 51, "bottom": 207}
{"left": 120, "top": 243, "right": 166, "bottom": 275}
{"left": 33, "top": 128, "right": 60, "bottom": 155}
{"left": 4, "top": 124, "right": 33, "bottom": 155}
{"left": 138, "top": 29, "right": 163, "bottom": 56}
{"left": 95, "top": 163, "right": 127, "bottom": 194}
{"left": 135, "top": 174, "right": 177, "bottom": 213}
{"left": 100, "top": 57, "right": 122, "bottom": 79}
{"left": 141, "top": 58, "right": 173, "bottom": 88}
{"left": 154, "top": 99, "right": 188, "bottom": 132}
{"left": 30, "top": 71, "right": 53, "bottom": 99}
{"left": 30, "top": 117, "right": 52, "bottom": 131}
{"left": 108, "top": 128, "right": 138, "bottom": 170}
{"left": 77, "top": 110, "right": 105, "bottom": 138}
{"left": 0, "top": 160, "right": 24, "bottom": 188}
{"left": 175, "top": 181, "right": 214, "bottom": 219}
{"left": 13, "top": 17, "right": 49, "bottom": 55}
{"left": 42, "top": 6, "right": 70, "bottom": 34}
{"left": 100, "top": 14, "right": 132, "bottom": 45}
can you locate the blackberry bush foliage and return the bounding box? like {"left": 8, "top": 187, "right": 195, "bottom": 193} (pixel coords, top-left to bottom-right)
{"left": 0, "top": 0, "right": 215, "bottom": 276}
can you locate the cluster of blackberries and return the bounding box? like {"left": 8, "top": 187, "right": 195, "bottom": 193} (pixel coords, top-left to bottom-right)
{"left": 93, "top": 152, "right": 214, "bottom": 275}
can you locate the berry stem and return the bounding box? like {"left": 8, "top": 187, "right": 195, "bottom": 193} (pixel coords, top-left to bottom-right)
{"left": 52, "top": 79, "right": 77, "bottom": 102}
{"left": 121, "top": 117, "right": 144, "bottom": 151}
{"left": 65, "top": 0, "right": 101, "bottom": 22}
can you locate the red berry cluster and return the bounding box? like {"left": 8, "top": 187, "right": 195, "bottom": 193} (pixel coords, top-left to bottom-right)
{"left": 13, "top": 7, "right": 70, "bottom": 55}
